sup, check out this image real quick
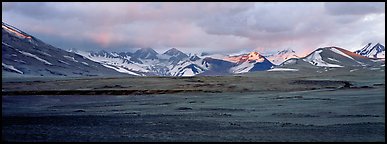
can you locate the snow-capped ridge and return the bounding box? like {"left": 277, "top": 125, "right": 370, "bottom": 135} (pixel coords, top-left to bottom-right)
{"left": 355, "top": 43, "right": 385, "bottom": 59}
{"left": 278, "top": 46, "right": 380, "bottom": 69}
{"left": 263, "top": 48, "right": 300, "bottom": 65}
{"left": 164, "top": 48, "right": 186, "bottom": 56}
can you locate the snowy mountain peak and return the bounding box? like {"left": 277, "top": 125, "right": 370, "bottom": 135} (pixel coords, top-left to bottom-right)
{"left": 133, "top": 48, "right": 159, "bottom": 59}
{"left": 277, "top": 48, "right": 296, "bottom": 55}
{"left": 355, "top": 43, "right": 385, "bottom": 59}
{"left": 225, "top": 51, "right": 265, "bottom": 64}
{"left": 162, "top": 48, "right": 189, "bottom": 64}
{"left": 264, "top": 48, "right": 300, "bottom": 65}
{"left": 248, "top": 51, "right": 260, "bottom": 57}
{"left": 164, "top": 48, "right": 188, "bottom": 58}
{"left": 225, "top": 51, "right": 273, "bottom": 73}
{"left": 137, "top": 47, "right": 157, "bottom": 53}
{"left": 164, "top": 48, "right": 183, "bottom": 56}
{"left": 248, "top": 52, "right": 265, "bottom": 62}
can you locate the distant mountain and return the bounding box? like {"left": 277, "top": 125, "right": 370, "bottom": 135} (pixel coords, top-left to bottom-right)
{"left": 89, "top": 50, "right": 121, "bottom": 59}
{"left": 354, "top": 43, "right": 385, "bottom": 59}
{"left": 72, "top": 48, "right": 197, "bottom": 76}
{"left": 279, "top": 46, "right": 379, "bottom": 69}
{"left": 2, "top": 22, "right": 127, "bottom": 77}
{"left": 163, "top": 48, "right": 188, "bottom": 64}
{"left": 69, "top": 48, "right": 282, "bottom": 76}
{"left": 133, "top": 47, "right": 159, "bottom": 60}
{"left": 168, "top": 53, "right": 238, "bottom": 76}
{"left": 199, "top": 57, "right": 237, "bottom": 76}
{"left": 164, "top": 48, "right": 187, "bottom": 57}
{"left": 72, "top": 49, "right": 149, "bottom": 76}
{"left": 189, "top": 54, "right": 201, "bottom": 61}
{"left": 263, "top": 48, "right": 300, "bottom": 65}
{"left": 169, "top": 56, "right": 209, "bottom": 76}
{"left": 303, "top": 47, "right": 375, "bottom": 67}
{"left": 225, "top": 52, "right": 274, "bottom": 73}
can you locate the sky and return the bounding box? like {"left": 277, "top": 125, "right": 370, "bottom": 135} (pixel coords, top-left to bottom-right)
{"left": 2, "top": 2, "right": 385, "bottom": 56}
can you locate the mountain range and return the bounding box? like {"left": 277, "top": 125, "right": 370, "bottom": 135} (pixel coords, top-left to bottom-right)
{"left": 2, "top": 22, "right": 125, "bottom": 77}
{"left": 2, "top": 22, "right": 385, "bottom": 77}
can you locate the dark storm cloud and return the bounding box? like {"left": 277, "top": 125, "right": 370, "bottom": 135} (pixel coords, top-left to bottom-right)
{"left": 2, "top": 2, "right": 385, "bottom": 55}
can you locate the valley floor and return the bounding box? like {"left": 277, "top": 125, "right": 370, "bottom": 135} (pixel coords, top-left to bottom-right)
{"left": 2, "top": 69, "right": 385, "bottom": 142}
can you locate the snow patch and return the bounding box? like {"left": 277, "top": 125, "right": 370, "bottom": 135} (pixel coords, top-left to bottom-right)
{"left": 39, "top": 51, "right": 52, "bottom": 57}
{"left": 81, "top": 62, "right": 89, "bottom": 65}
{"left": 327, "top": 58, "right": 340, "bottom": 63}
{"left": 102, "top": 64, "right": 140, "bottom": 76}
{"left": 73, "top": 50, "right": 150, "bottom": 73}
{"left": 230, "top": 61, "right": 254, "bottom": 73}
{"left": 304, "top": 50, "right": 343, "bottom": 67}
{"left": 58, "top": 60, "right": 70, "bottom": 65}
{"left": 110, "top": 53, "right": 119, "bottom": 57}
{"left": 180, "top": 69, "right": 195, "bottom": 76}
{"left": 18, "top": 50, "right": 52, "bottom": 65}
{"left": 2, "top": 63, "right": 24, "bottom": 74}
{"left": 376, "top": 51, "right": 385, "bottom": 59}
{"left": 170, "top": 59, "right": 207, "bottom": 76}
{"left": 2, "top": 42, "right": 12, "bottom": 47}
{"left": 349, "top": 69, "right": 358, "bottom": 72}
{"left": 64, "top": 55, "right": 79, "bottom": 62}
{"left": 14, "top": 59, "right": 26, "bottom": 64}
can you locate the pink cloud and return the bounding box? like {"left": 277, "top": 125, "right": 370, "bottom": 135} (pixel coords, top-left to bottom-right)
{"left": 91, "top": 32, "right": 112, "bottom": 48}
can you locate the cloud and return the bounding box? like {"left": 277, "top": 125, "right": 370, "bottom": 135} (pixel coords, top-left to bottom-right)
{"left": 2, "top": 2, "right": 385, "bottom": 56}
{"left": 2, "top": 2, "right": 78, "bottom": 20}
{"left": 325, "top": 2, "right": 385, "bottom": 16}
